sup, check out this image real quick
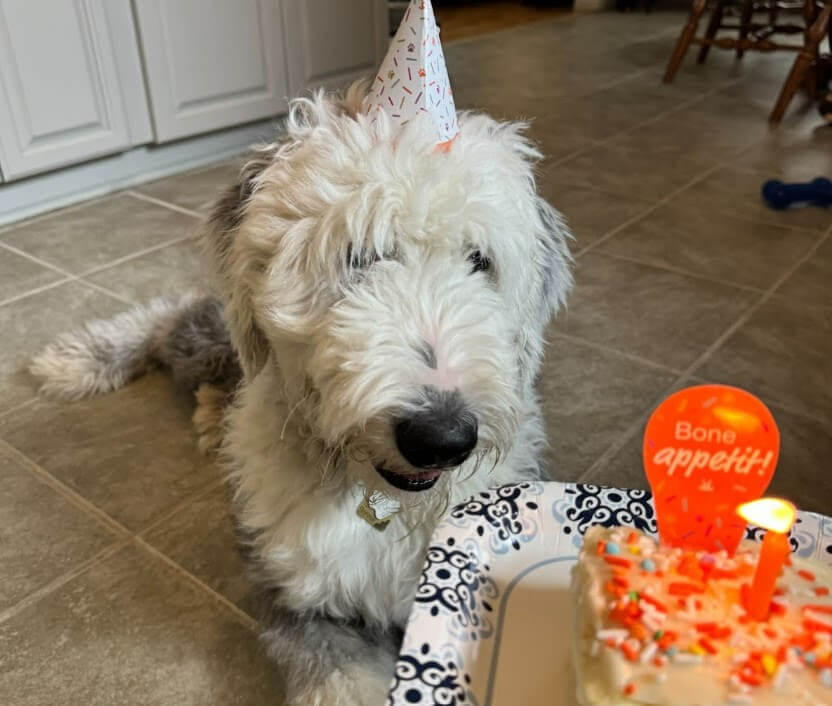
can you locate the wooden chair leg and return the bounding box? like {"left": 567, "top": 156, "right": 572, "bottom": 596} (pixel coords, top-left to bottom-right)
{"left": 664, "top": 0, "right": 709, "bottom": 83}
{"left": 737, "top": 0, "right": 755, "bottom": 59}
{"left": 770, "top": 0, "right": 832, "bottom": 122}
{"left": 698, "top": 0, "right": 729, "bottom": 63}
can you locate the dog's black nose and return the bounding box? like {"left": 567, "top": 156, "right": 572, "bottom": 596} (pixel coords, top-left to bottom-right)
{"left": 394, "top": 390, "right": 478, "bottom": 469}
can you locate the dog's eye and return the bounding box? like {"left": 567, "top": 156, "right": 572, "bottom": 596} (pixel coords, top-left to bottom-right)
{"left": 468, "top": 250, "right": 491, "bottom": 274}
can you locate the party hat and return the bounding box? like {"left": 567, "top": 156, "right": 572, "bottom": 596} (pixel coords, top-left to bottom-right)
{"left": 367, "top": 0, "right": 459, "bottom": 147}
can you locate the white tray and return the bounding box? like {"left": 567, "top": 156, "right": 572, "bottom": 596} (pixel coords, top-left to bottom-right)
{"left": 386, "top": 481, "right": 832, "bottom": 706}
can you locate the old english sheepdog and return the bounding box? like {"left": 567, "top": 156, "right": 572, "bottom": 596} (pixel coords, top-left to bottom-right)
{"left": 31, "top": 83, "right": 572, "bottom": 705}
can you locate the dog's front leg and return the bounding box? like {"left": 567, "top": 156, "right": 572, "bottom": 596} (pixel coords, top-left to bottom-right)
{"left": 262, "top": 604, "right": 400, "bottom": 706}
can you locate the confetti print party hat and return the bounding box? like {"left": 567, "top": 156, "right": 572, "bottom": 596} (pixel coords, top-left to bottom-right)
{"left": 367, "top": 0, "right": 459, "bottom": 148}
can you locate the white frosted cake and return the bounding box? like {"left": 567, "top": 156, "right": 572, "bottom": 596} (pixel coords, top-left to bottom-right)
{"left": 572, "top": 526, "right": 832, "bottom": 705}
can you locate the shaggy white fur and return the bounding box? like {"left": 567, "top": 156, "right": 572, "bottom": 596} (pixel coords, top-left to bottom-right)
{"left": 31, "top": 83, "right": 572, "bottom": 705}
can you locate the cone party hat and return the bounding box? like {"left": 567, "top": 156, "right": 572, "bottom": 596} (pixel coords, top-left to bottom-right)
{"left": 367, "top": 0, "right": 459, "bottom": 147}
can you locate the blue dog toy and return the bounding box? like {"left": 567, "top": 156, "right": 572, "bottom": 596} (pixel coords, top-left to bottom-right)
{"left": 762, "top": 177, "right": 832, "bottom": 210}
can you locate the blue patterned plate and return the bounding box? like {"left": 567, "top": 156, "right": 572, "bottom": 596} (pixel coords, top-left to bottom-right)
{"left": 386, "top": 482, "right": 832, "bottom": 706}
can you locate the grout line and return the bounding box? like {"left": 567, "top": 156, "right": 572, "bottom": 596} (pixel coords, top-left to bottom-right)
{"left": 0, "top": 438, "right": 132, "bottom": 538}
{"left": 0, "top": 192, "right": 115, "bottom": 238}
{"left": 544, "top": 76, "right": 742, "bottom": 172}
{"left": 675, "top": 225, "right": 832, "bottom": 376}
{"left": 0, "top": 240, "right": 76, "bottom": 278}
{"left": 0, "top": 275, "right": 74, "bottom": 308}
{"left": 126, "top": 190, "right": 206, "bottom": 219}
{"left": 0, "top": 539, "right": 131, "bottom": 625}
{"left": 573, "top": 164, "right": 723, "bottom": 259}
{"left": 577, "top": 222, "right": 832, "bottom": 483}
{"left": 546, "top": 331, "right": 685, "bottom": 377}
{"left": 134, "top": 537, "right": 259, "bottom": 632}
{"left": 73, "top": 279, "right": 137, "bottom": 306}
{"left": 0, "top": 435, "right": 257, "bottom": 632}
{"left": 135, "top": 476, "right": 228, "bottom": 539}
{"left": 0, "top": 229, "right": 198, "bottom": 310}
{"left": 76, "top": 231, "right": 195, "bottom": 279}
{"left": 589, "top": 250, "right": 766, "bottom": 294}
{"left": 0, "top": 397, "right": 37, "bottom": 422}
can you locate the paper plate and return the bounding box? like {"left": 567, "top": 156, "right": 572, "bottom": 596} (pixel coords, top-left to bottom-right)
{"left": 386, "top": 482, "right": 832, "bottom": 706}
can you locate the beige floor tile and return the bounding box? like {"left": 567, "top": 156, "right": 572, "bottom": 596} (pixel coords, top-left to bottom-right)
{"left": 616, "top": 110, "right": 770, "bottom": 161}
{"left": 669, "top": 165, "right": 832, "bottom": 232}
{"left": 549, "top": 139, "right": 717, "bottom": 202}
{"left": 539, "top": 335, "right": 676, "bottom": 481}
{"left": 580, "top": 432, "right": 647, "bottom": 491}
{"left": 0, "top": 247, "right": 63, "bottom": 303}
{"left": 85, "top": 239, "right": 210, "bottom": 303}
{"left": 142, "top": 485, "right": 258, "bottom": 617}
{"left": 0, "top": 195, "right": 199, "bottom": 275}
{"left": 135, "top": 159, "right": 247, "bottom": 214}
{"left": 696, "top": 295, "right": 832, "bottom": 425}
{"left": 764, "top": 405, "right": 832, "bottom": 515}
{"left": 537, "top": 175, "right": 654, "bottom": 247}
{"left": 0, "top": 545, "right": 284, "bottom": 706}
{"left": 776, "top": 236, "right": 832, "bottom": 307}
{"left": 600, "top": 200, "right": 818, "bottom": 289}
{"left": 539, "top": 81, "right": 685, "bottom": 141}
{"left": 0, "top": 281, "right": 125, "bottom": 412}
{"left": 0, "top": 445, "right": 118, "bottom": 613}
{"left": 550, "top": 252, "right": 757, "bottom": 369}
{"left": 0, "top": 373, "right": 221, "bottom": 532}
{"left": 736, "top": 124, "right": 832, "bottom": 181}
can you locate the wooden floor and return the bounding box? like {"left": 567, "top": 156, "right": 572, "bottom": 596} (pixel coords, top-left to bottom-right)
{"left": 434, "top": 1, "right": 571, "bottom": 41}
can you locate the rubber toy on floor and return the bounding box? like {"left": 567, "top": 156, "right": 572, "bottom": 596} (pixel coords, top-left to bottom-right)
{"left": 762, "top": 177, "right": 832, "bottom": 210}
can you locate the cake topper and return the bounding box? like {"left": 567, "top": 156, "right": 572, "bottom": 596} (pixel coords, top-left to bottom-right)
{"left": 643, "top": 384, "right": 780, "bottom": 554}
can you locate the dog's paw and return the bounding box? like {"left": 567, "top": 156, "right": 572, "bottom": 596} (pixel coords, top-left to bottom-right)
{"left": 290, "top": 664, "right": 390, "bottom": 706}
{"left": 192, "top": 383, "right": 228, "bottom": 454}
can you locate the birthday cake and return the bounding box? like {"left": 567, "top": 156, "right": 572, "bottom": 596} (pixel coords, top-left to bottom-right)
{"left": 571, "top": 525, "right": 832, "bottom": 706}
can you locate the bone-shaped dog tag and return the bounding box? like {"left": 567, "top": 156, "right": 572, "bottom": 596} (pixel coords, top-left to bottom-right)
{"left": 357, "top": 489, "right": 401, "bottom": 529}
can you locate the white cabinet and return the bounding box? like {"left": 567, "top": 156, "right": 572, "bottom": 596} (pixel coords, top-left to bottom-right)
{"left": 0, "top": 0, "right": 389, "bottom": 185}
{"left": 133, "top": 0, "right": 291, "bottom": 143}
{"left": 0, "top": 0, "right": 151, "bottom": 180}
{"left": 283, "top": 0, "right": 389, "bottom": 93}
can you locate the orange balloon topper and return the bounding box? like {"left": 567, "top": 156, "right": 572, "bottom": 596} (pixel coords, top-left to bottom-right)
{"left": 643, "top": 385, "right": 780, "bottom": 555}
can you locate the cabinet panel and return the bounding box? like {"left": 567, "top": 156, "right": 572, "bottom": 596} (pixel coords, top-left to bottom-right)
{"left": 283, "top": 0, "right": 389, "bottom": 93}
{"left": 0, "top": 0, "right": 138, "bottom": 179}
{"left": 134, "top": 0, "right": 290, "bottom": 143}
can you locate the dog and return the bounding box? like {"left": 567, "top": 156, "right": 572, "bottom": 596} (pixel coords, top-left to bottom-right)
{"left": 31, "top": 82, "right": 572, "bottom": 705}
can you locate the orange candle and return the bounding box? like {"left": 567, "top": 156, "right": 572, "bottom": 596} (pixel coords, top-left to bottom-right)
{"left": 737, "top": 498, "right": 796, "bottom": 621}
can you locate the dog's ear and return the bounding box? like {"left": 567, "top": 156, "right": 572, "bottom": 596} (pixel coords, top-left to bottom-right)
{"left": 533, "top": 196, "right": 572, "bottom": 322}
{"left": 203, "top": 156, "right": 273, "bottom": 380}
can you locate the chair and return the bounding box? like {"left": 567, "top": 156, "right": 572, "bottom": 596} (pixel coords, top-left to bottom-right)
{"left": 663, "top": 0, "right": 832, "bottom": 122}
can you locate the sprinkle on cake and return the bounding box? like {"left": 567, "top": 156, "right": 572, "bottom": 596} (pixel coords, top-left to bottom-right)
{"left": 572, "top": 525, "right": 832, "bottom": 706}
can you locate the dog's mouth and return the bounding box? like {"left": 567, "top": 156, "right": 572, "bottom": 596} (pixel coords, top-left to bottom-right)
{"left": 374, "top": 466, "right": 443, "bottom": 492}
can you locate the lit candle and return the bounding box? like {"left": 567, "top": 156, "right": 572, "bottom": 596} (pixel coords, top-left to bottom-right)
{"left": 736, "top": 497, "right": 796, "bottom": 621}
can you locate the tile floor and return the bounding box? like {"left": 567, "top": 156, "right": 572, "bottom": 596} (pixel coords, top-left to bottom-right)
{"left": 1, "top": 10, "right": 831, "bottom": 704}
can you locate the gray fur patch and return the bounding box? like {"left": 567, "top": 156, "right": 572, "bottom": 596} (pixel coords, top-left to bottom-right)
{"left": 154, "top": 296, "right": 242, "bottom": 393}
{"left": 260, "top": 599, "right": 401, "bottom": 700}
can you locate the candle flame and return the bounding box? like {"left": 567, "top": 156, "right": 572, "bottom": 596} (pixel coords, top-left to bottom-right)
{"left": 737, "top": 497, "right": 796, "bottom": 534}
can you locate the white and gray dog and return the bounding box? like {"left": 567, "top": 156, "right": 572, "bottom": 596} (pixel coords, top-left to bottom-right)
{"left": 32, "top": 83, "right": 572, "bottom": 705}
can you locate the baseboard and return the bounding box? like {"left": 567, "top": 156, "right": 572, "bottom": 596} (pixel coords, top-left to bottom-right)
{"left": 0, "top": 118, "right": 282, "bottom": 227}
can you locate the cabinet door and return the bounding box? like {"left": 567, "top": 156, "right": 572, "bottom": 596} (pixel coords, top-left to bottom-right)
{"left": 0, "top": 0, "right": 143, "bottom": 180}
{"left": 133, "top": 0, "right": 290, "bottom": 143}
{"left": 283, "top": 0, "right": 389, "bottom": 94}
